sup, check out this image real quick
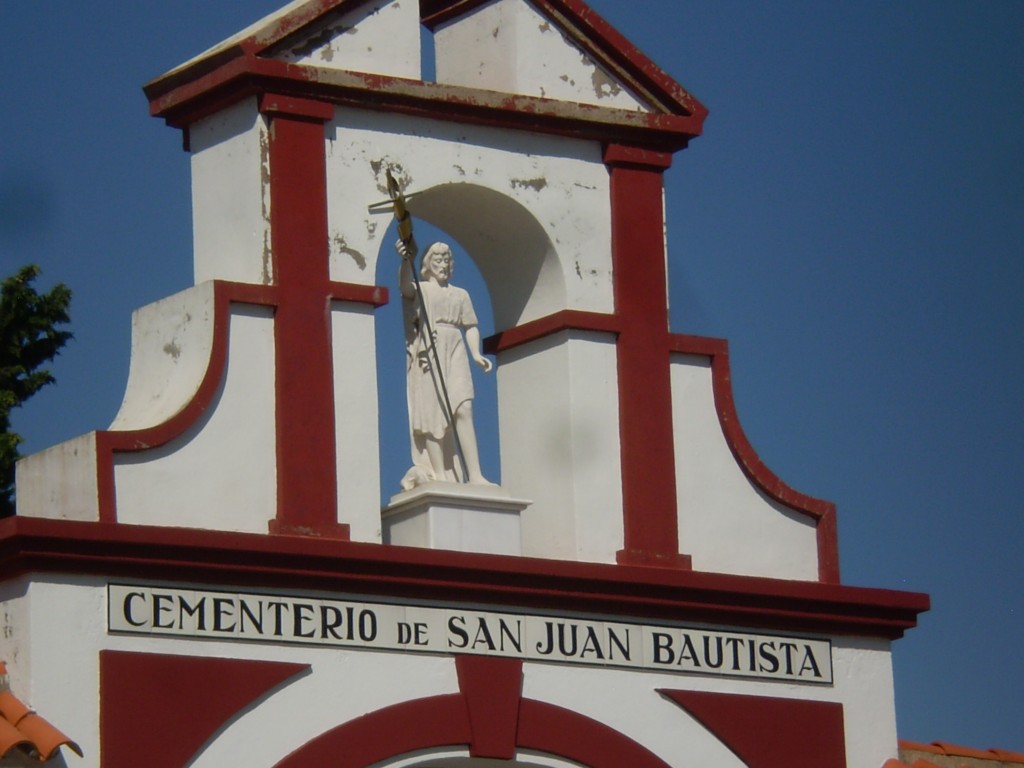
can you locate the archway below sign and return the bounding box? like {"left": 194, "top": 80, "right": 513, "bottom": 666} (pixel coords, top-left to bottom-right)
{"left": 375, "top": 750, "right": 589, "bottom": 768}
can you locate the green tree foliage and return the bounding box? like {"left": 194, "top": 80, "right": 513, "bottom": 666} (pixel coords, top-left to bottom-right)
{"left": 0, "top": 266, "right": 71, "bottom": 515}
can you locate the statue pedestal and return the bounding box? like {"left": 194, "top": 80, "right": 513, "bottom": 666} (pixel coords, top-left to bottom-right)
{"left": 382, "top": 482, "right": 531, "bottom": 556}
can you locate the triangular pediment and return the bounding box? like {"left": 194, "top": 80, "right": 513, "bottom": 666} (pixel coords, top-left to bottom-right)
{"left": 155, "top": 0, "right": 421, "bottom": 83}
{"left": 430, "top": 0, "right": 653, "bottom": 112}
{"left": 423, "top": 0, "right": 705, "bottom": 117}
{"left": 148, "top": 0, "right": 705, "bottom": 124}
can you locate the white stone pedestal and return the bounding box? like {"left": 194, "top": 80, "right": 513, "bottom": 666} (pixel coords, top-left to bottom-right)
{"left": 382, "top": 482, "right": 531, "bottom": 556}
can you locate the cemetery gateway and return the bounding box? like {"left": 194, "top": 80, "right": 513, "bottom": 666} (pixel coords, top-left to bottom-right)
{"left": 3, "top": 1, "right": 928, "bottom": 767}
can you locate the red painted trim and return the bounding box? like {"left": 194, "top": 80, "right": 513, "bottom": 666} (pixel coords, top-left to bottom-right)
{"left": 145, "top": 44, "right": 252, "bottom": 103}
{"left": 517, "top": 699, "right": 671, "bottom": 768}
{"left": 483, "top": 314, "right": 839, "bottom": 579}
{"left": 0, "top": 517, "right": 929, "bottom": 638}
{"left": 605, "top": 146, "right": 685, "bottom": 569}
{"left": 530, "top": 0, "right": 708, "bottom": 120}
{"left": 147, "top": 56, "right": 702, "bottom": 151}
{"left": 603, "top": 144, "right": 673, "bottom": 170}
{"left": 418, "top": 0, "right": 708, "bottom": 121}
{"left": 266, "top": 112, "right": 340, "bottom": 534}
{"left": 669, "top": 334, "right": 841, "bottom": 583}
{"left": 276, "top": 655, "right": 671, "bottom": 767}
{"left": 456, "top": 656, "right": 522, "bottom": 759}
{"left": 96, "top": 282, "right": 278, "bottom": 523}
{"left": 274, "top": 694, "right": 470, "bottom": 767}
{"left": 100, "top": 651, "right": 308, "bottom": 768}
{"left": 247, "top": 0, "right": 365, "bottom": 54}
{"left": 420, "top": 0, "right": 492, "bottom": 28}
{"left": 92, "top": 279, "right": 383, "bottom": 525}
{"left": 483, "top": 309, "right": 620, "bottom": 355}
{"left": 660, "top": 689, "right": 847, "bottom": 768}
{"left": 259, "top": 92, "right": 335, "bottom": 121}
{"left": 147, "top": 54, "right": 257, "bottom": 123}
{"left": 329, "top": 281, "right": 389, "bottom": 307}
{"left": 143, "top": 1, "right": 364, "bottom": 101}
{"left": 267, "top": 519, "right": 351, "bottom": 539}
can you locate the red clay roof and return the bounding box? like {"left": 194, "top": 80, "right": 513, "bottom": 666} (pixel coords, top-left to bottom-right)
{"left": 0, "top": 664, "right": 81, "bottom": 762}
{"left": 887, "top": 740, "right": 1024, "bottom": 768}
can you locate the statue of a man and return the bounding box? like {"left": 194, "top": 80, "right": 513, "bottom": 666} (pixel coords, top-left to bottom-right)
{"left": 397, "top": 240, "right": 493, "bottom": 490}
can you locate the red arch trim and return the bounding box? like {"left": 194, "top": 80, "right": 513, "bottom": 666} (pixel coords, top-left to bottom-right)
{"left": 273, "top": 697, "right": 673, "bottom": 768}
{"left": 517, "top": 699, "right": 673, "bottom": 768}
{"left": 274, "top": 657, "right": 671, "bottom": 768}
{"left": 273, "top": 694, "right": 472, "bottom": 768}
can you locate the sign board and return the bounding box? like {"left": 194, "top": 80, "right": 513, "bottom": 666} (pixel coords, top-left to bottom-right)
{"left": 108, "top": 584, "right": 832, "bottom": 684}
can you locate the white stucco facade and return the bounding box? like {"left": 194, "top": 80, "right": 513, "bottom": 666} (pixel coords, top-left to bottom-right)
{"left": 4, "top": 2, "right": 926, "bottom": 767}
{"left": 0, "top": 578, "right": 900, "bottom": 768}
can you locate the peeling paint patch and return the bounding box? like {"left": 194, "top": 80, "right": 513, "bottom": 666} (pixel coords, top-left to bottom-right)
{"left": 591, "top": 67, "right": 623, "bottom": 100}
{"left": 163, "top": 341, "right": 182, "bottom": 360}
{"left": 492, "top": 26, "right": 500, "bottom": 39}
{"left": 366, "top": 220, "right": 378, "bottom": 237}
{"left": 538, "top": 21, "right": 551, "bottom": 33}
{"left": 510, "top": 177, "right": 548, "bottom": 192}
{"left": 453, "top": 164, "right": 466, "bottom": 177}
{"left": 371, "top": 158, "right": 413, "bottom": 197}
{"left": 574, "top": 261, "right": 582, "bottom": 279}
{"left": 559, "top": 74, "right": 577, "bottom": 87}
{"left": 334, "top": 234, "right": 367, "bottom": 270}
{"left": 260, "top": 124, "right": 273, "bottom": 285}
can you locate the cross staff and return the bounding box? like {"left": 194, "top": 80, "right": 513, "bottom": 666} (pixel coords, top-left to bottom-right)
{"left": 369, "top": 168, "right": 469, "bottom": 482}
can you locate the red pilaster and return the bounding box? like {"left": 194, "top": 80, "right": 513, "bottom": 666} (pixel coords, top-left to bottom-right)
{"left": 605, "top": 145, "right": 689, "bottom": 568}
{"left": 261, "top": 94, "right": 347, "bottom": 537}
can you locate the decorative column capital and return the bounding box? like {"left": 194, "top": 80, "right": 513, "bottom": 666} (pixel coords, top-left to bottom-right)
{"left": 603, "top": 144, "right": 673, "bottom": 172}
{"left": 258, "top": 93, "right": 334, "bottom": 123}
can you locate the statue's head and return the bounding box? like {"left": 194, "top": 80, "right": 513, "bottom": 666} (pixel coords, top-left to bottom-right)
{"left": 421, "top": 242, "right": 454, "bottom": 282}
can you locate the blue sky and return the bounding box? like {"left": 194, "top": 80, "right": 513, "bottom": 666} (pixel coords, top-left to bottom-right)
{"left": 3, "top": 0, "right": 1022, "bottom": 752}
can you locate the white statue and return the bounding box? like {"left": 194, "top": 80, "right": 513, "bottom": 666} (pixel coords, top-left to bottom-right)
{"left": 398, "top": 240, "right": 493, "bottom": 490}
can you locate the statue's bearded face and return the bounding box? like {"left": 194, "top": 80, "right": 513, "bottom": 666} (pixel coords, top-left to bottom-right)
{"left": 425, "top": 249, "right": 452, "bottom": 283}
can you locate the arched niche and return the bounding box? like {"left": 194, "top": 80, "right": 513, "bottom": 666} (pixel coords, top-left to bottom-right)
{"left": 403, "top": 181, "right": 564, "bottom": 331}
{"left": 368, "top": 180, "right": 623, "bottom": 563}
{"left": 372, "top": 209, "right": 504, "bottom": 497}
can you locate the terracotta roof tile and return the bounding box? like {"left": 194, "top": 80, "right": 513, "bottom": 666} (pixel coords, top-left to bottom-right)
{"left": 896, "top": 739, "right": 1024, "bottom": 768}
{"left": 885, "top": 759, "right": 946, "bottom": 768}
{"left": 901, "top": 741, "right": 944, "bottom": 755}
{"left": 0, "top": 693, "right": 29, "bottom": 728}
{"left": 15, "top": 714, "right": 81, "bottom": 761}
{"left": 0, "top": 717, "right": 31, "bottom": 757}
{"left": 933, "top": 742, "right": 1004, "bottom": 761}
{"left": 0, "top": 663, "right": 81, "bottom": 762}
